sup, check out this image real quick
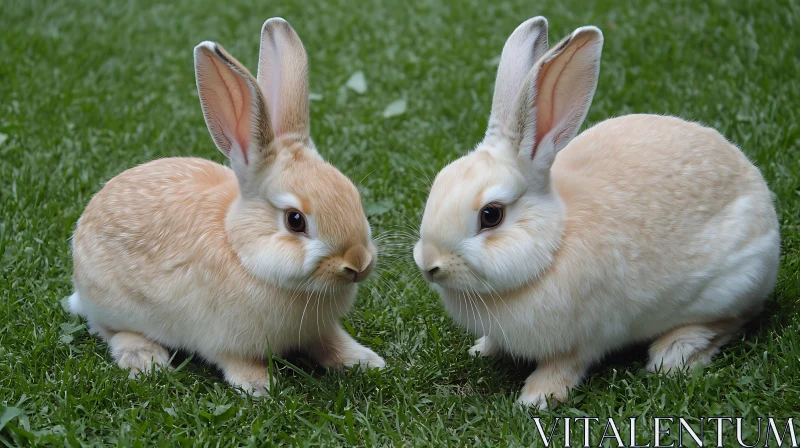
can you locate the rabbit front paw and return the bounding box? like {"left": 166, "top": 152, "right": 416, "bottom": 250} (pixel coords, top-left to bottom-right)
{"left": 468, "top": 336, "right": 499, "bottom": 357}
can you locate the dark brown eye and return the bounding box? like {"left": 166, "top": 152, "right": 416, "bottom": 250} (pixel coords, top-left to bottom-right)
{"left": 285, "top": 209, "right": 307, "bottom": 234}
{"left": 480, "top": 203, "right": 505, "bottom": 230}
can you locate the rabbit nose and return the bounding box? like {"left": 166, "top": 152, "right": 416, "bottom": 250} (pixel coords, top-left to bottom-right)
{"left": 424, "top": 264, "right": 443, "bottom": 282}
{"left": 343, "top": 266, "right": 370, "bottom": 283}
{"left": 341, "top": 245, "right": 373, "bottom": 283}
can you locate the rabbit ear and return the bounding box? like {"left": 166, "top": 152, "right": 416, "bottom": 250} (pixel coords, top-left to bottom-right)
{"left": 257, "top": 18, "right": 310, "bottom": 140}
{"left": 513, "top": 26, "right": 603, "bottom": 186}
{"left": 487, "top": 17, "right": 549, "bottom": 138}
{"left": 195, "top": 42, "right": 274, "bottom": 182}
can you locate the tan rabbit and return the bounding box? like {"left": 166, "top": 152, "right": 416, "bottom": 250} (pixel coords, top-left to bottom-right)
{"left": 414, "top": 17, "right": 780, "bottom": 409}
{"left": 69, "top": 18, "right": 384, "bottom": 395}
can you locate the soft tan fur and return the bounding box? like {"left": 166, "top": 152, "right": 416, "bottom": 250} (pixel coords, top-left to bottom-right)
{"left": 70, "top": 18, "right": 384, "bottom": 395}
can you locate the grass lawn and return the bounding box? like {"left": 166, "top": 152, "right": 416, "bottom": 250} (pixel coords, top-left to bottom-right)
{"left": 2, "top": 0, "right": 799, "bottom": 445}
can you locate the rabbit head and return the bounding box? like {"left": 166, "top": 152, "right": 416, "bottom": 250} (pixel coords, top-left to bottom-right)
{"left": 195, "top": 18, "right": 375, "bottom": 294}
{"left": 414, "top": 18, "right": 603, "bottom": 295}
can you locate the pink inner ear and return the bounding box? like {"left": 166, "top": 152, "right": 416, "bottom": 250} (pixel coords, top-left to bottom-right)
{"left": 205, "top": 54, "right": 252, "bottom": 165}
{"left": 531, "top": 38, "right": 589, "bottom": 159}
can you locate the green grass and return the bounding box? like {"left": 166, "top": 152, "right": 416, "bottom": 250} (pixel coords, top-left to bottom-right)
{"left": 2, "top": 0, "right": 799, "bottom": 445}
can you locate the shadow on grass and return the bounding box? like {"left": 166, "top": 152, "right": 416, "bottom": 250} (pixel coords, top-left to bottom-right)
{"left": 167, "top": 348, "right": 330, "bottom": 382}
{"left": 160, "top": 299, "right": 780, "bottom": 402}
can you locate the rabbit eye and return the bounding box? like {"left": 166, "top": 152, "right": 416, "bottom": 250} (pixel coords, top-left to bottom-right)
{"left": 479, "top": 203, "right": 505, "bottom": 230}
{"left": 285, "top": 209, "right": 307, "bottom": 234}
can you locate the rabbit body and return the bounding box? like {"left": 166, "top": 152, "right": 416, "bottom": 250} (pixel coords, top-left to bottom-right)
{"left": 442, "top": 114, "right": 778, "bottom": 363}
{"left": 415, "top": 17, "right": 780, "bottom": 409}
{"left": 69, "top": 19, "right": 385, "bottom": 394}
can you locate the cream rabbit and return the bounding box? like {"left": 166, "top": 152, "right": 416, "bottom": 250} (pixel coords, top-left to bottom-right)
{"left": 414, "top": 17, "right": 780, "bottom": 409}
{"left": 69, "top": 18, "right": 384, "bottom": 395}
